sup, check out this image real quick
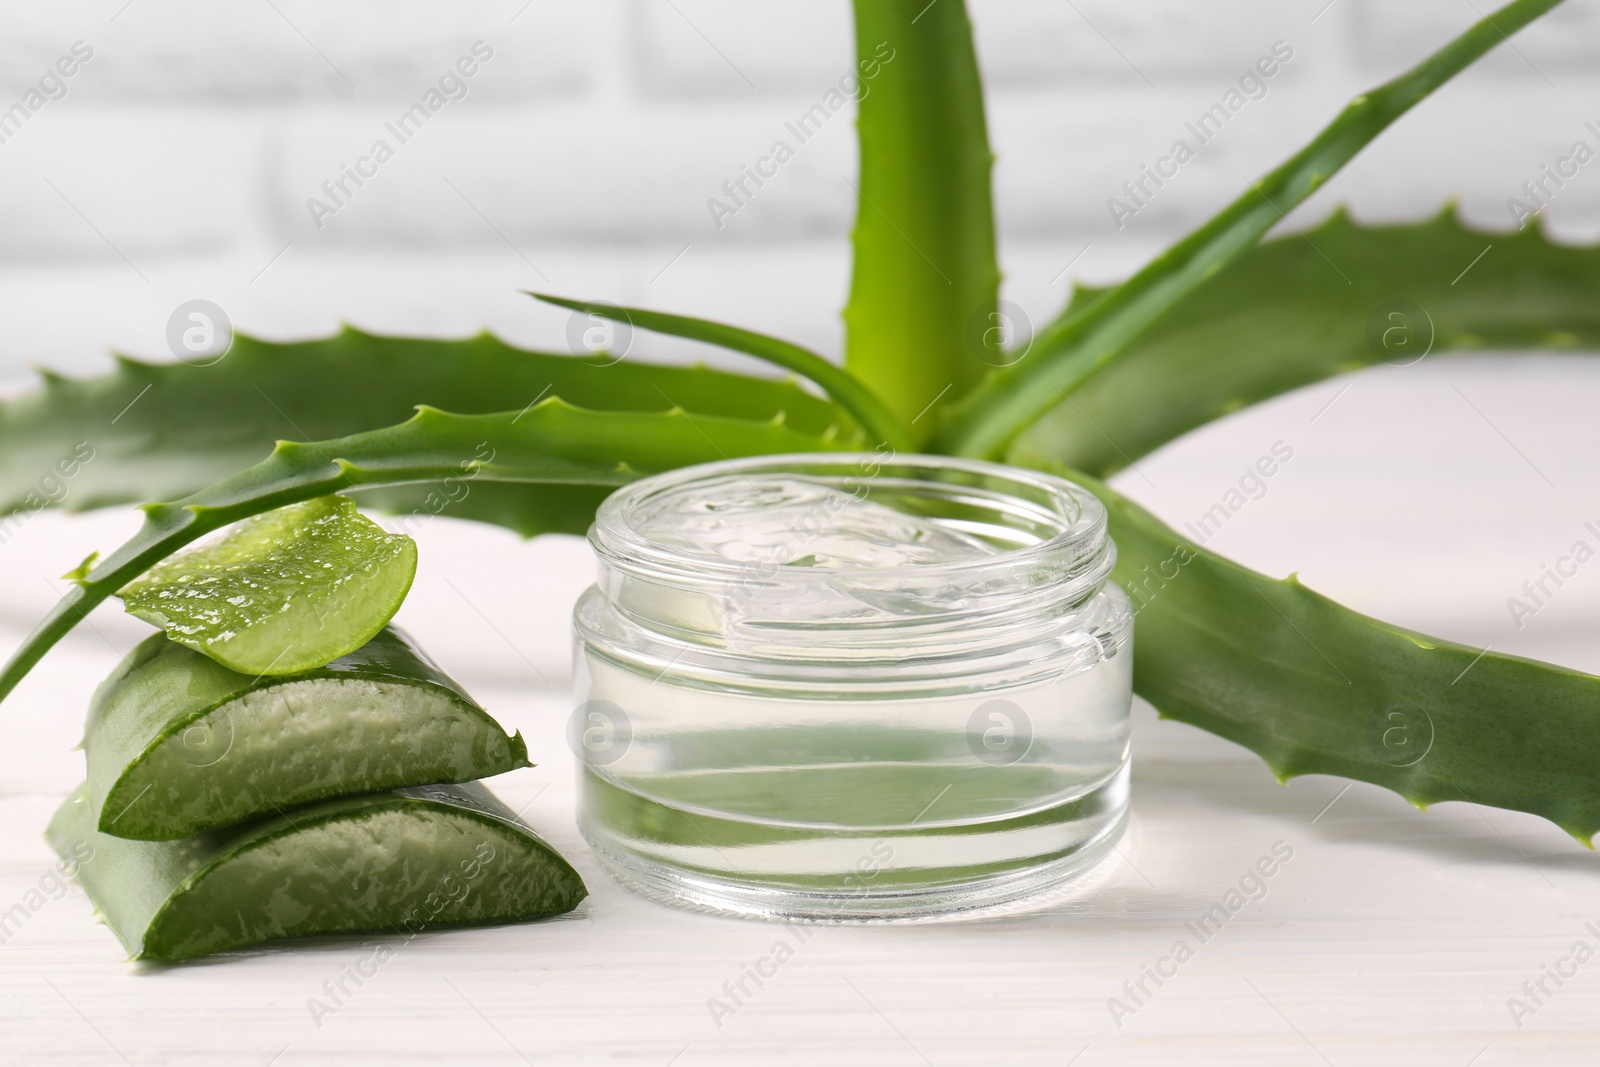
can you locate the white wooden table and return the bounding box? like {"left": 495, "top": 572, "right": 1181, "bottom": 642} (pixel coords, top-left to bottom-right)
{"left": 3, "top": 357, "right": 1599, "bottom": 1066}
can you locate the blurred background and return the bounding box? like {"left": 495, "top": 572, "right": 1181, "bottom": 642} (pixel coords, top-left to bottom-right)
{"left": 2, "top": 0, "right": 1599, "bottom": 764}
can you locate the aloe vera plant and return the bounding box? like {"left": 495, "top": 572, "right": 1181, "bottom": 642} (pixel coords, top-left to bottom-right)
{"left": 6, "top": 0, "right": 1600, "bottom": 846}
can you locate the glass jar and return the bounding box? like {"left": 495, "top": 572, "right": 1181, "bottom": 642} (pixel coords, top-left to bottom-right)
{"left": 571, "top": 453, "right": 1133, "bottom": 920}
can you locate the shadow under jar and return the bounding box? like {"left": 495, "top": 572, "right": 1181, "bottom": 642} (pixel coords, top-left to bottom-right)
{"left": 572, "top": 453, "right": 1133, "bottom": 921}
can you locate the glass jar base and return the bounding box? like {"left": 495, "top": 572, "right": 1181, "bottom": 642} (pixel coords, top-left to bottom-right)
{"left": 579, "top": 768, "right": 1130, "bottom": 923}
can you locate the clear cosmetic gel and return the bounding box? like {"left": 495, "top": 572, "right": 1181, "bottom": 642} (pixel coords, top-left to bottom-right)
{"left": 572, "top": 453, "right": 1133, "bottom": 920}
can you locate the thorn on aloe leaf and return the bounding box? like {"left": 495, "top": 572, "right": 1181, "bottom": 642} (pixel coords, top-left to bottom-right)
{"left": 110, "top": 353, "right": 150, "bottom": 373}
{"left": 62, "top": 553, "right": 99, "bottom": 584}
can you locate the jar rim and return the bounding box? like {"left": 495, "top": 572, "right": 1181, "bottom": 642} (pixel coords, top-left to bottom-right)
{"left": 590, "top": 451, "right": 1108, "bottom": 586}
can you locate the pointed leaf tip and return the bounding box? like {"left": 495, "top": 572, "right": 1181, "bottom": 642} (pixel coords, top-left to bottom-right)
{"left": 526, "top": 291, "right": 581, "bottom": 312}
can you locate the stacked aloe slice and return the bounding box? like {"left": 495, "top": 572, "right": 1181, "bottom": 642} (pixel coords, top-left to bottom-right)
{"left": 47, "top": 497, "right": 585, "bottom": 960}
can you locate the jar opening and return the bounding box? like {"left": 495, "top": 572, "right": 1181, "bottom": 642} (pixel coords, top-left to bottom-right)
{"left": 596, "top": 453, "right": 1105, "bottom": 582}
{"left": 586, "top": 454, "right": 1115, "bottom": 660}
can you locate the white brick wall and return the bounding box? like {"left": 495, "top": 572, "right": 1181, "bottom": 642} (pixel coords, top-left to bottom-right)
{"left": 971, "top": 0, "right": 1303, "bottom": 85}
{"left": 1351, "top": 0, "right": 1600, "bottom": 72}
{"left": 0, "top": 2, "right": 593, "bottom": 100}
{"left": 0, "top": 0, "right": 1596, "bottom": 382}
{"left": 629, "top": 1, "right": 853, "bottom": 96}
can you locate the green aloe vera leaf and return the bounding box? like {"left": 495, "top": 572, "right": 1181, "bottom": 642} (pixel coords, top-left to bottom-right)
{"left": 85, "top": 627, "right": 528, "bottom": 841}
{"left": 118, "top": 496, "right": 417, "bottom": 676}
{"left": 0, "top": 328, "right": 853, "bottom": 520}
{"left": 1021, "top": 456, "right": 1600, "bottom": 844}
{"left": 352, "top": 481, "right": 614, "bottom": 539}
{"left": 47, "top": 780, "right": 586, "bottom": 961}
{"left": 938, "top": 0, "right": 1566, "bottom": 458}
{"left": 0, "top": 401, "right": 849, "bottom": 705}
{"left": 844, "top": 0, "right": 1000, "bottom": 429}
{"left": 528, "top": 293, "right": 914, "bottom": 451}
{"left": 1012, "top": 210, "right": 1600, "bottom": 476}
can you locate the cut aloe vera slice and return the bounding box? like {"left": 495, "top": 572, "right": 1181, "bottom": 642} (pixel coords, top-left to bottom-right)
{"left": 118, "top": 496, "right": 417, "bottom": 675}
{"left": 85, "top": 627, "right": 529, "bottom": 840}
{"left": 48, "top": 780, "right": 587, "bottom": 961}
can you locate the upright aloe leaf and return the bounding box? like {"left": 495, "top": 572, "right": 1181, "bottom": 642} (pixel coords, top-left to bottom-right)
{"left": 940, "top": 0, "right": 1566, "bottom": 458}
{"left": 845, "top": 0, "right": 1000, "bottom": 431}
{"left": 0, "top": 402, "right": 851, "bottom": 705}
{"left": 1029, "top": 458, "right": 1600, "bottom": 845}
{"left": 1012, "top": 211, "right": 1600, "bottom": 475}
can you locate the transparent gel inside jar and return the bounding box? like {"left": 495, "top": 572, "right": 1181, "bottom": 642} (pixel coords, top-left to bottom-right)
{"left": 572, "top": 453, "right": 1133, "bottom": 920}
